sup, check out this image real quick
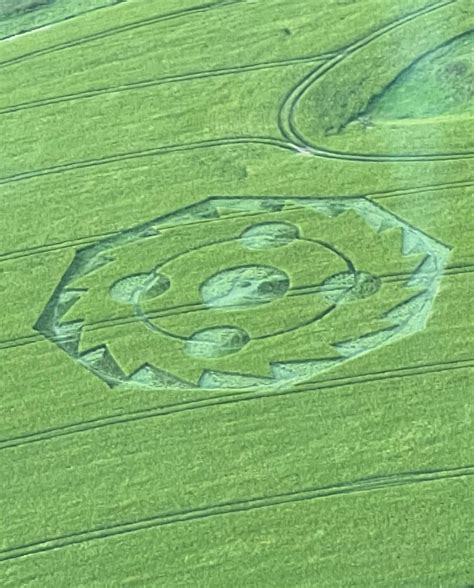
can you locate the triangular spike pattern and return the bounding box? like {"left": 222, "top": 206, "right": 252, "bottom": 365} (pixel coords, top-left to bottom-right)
{"left": 332, "top": 339, "right": 363, "bottom": 358}
{"left": 159, "top": 202, "right": 220, "bottom": 226}
{"left": 215, "top": 198, "right": 285, "bottom": 216}
{"left": 34, "top": 302, "right": 58, "bottom": 335}
{"left": 54, "top": 320, "right": 84, "bottom": 354}
{"left": 138, "top": 227, "right": 161, "bottom": 238}
{"left": 34, "top": 196, "right": 453, "bottom": 393}
{"left": 71, "top": 252, "right": 115, "bottom": 280}
{"left": 384, "top": 292, "right": 430, "bottom": 324}
{"left": 354, "top": 201, "right": 399, "bottom": 233}
{"left": 334, "top": 328, "right": 396, "bottom": 357}
{"left": 406, "top": 255, "right": 438, "bottom": 288}
{"left": 306, "top": 199, "right": 350, "bottom": 218}
{"left": 55, "top": 289, "right": 87, "bottom": 320}
{"left": 127, "top": 364, "right": 194, "bottom": 389}
{"left": 85, "top": 255, "right": 115, "bottom": 274}
{"left": 199, "top": 370, "right": 273, "bottom": 390}
{"left": 401, "top": 228, "right": 427, "bottom": 256}
{"left": 79, "top": 345, "right": 124, "bottom": 381}
{"left": 271, "top": 358, "right": 341, "bottom": 380}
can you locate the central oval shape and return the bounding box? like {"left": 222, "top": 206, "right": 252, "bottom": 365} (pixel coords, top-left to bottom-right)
{"left": 200, "top": 264, "right": 290, "bottom": 309}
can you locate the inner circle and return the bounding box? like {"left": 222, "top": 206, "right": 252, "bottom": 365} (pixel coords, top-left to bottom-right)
{"left": 200, "top": 264, "right": 290, "bottom": 309}
{"left": 137, "top": 232, "right": 356, "bottom": 344}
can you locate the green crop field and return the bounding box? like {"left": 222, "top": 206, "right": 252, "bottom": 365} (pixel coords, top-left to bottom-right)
{"left": 0, "top": 0, "right": 473, "bottom": 585}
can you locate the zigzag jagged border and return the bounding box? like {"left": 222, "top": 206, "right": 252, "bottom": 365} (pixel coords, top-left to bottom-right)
{"left": 34, "top": 196, "right": 450, "bottom": 391}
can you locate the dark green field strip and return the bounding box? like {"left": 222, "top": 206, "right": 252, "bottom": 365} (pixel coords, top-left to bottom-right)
{"left": 0, "top": 265, "right": 472, "bottom": 355}
{"left": 0, "top": 0, "right": 128, "bottom": 41}
{"left": 1, "top": 179, "right": 471, "bottom": 264}
{"left": 278, "top": 0, "right": 474, "bottom": 161}
{"left": 0, "top": 357, "right": 471, "bottom": 451}
{"left": 0, "top": 0, "right": 202, "bottom": 63}
{"left": 1, "top": 53, "right": 470, "bottom": 188}
{"left": 0, "top": 0, "right": 241, "bottom": 69}
{"left": 0, "top": 59, "right": 311, "bottom": 179}
{"left": 278, "top": 0, "right": 455, "bottom": 141}
{"left": 0, "top": 464, "right": 471, "bottom": 562}
{"left": 1, "top": 479, "right": 471, "bottom": 587}
{"left": 0, "top": 53, "right": 335, "bottom": 116}
{"left": 2, "top": 0, "right": 397, "bottom": 118}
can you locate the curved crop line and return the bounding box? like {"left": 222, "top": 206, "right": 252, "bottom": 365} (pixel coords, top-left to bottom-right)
{"left": 0, "top": 205, "right": 295, "bottom": 264}
{"left": 253, "top": 304, "right": 337, "bottom": 341}
{"left": 0, "top": 179, "right": 469, "bottom": 265}
{"left": 0, "top": 4, "right": 470, "bottom": 565}
{"left": 0, "top": 358, "right": 471, "bottom": 451}
{"left": 0, "top": 464, "right": 472, "bottom": 562}
{"left": 0, "top": 136, "right": 295, "bottom": 186}
{"left": 1, "top": 264, "right": 472, "bottom": 354}
{"left": 0, "top": 179, "right": 471, "bottom": 265}
{"left": 0, "top": 53, "right": 335, "bottom": 116}
{"left": 0, "top": 0, "right": 243, "bottom": 69}
{"left": 278, "top": 0, "right": 473, "bottom": 162}
{"left": 0, "top": 4, "right": 469, "bottom": 194}
{"left": 0, "top": 0, "right": 129, "bottom": 42}
{"left": 278, "top": 0, "right": 456, "bottom": 142}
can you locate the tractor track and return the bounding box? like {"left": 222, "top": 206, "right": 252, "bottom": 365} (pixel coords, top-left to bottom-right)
{"left": 278, "top": 0, "right": 473, "bottom": 162}
{"left": 0, "top": 263, "right": 473, "bottom": 354}
{"left": 0, "top": 0, "right": 472, "bottom": 572}
{"left": 0, "top": 136, "right": 295, "bottom": 186}
{"left": 0, "top": 0, "right": 244, "bottom": 69}
{"left": 0, "top": 1, "right": 130, "bottom": 42}
{"left": 0, "top": 179, "right": 471, "bottom": 265}
{"left": 0, "top": 53, "right": 335, "bottom": 116}
{"left": 0, "top": 463, "right": 472, "bottom": 562}
{"left": 0, "top": 357, "right": 471, "bottom": 452}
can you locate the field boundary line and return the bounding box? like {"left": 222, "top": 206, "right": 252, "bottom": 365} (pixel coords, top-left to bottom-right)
{"left": 0, "top": 264, "right": 472, "bottom": 354}
{"left": 0, "top": 0, "right": 243, "bottom": 69}
{"left": 0, "top": 358, "right": 471, "bottom": 451}
{"left": 278, "top": 0, "right": 474, "bottom": 162}
{"left": 0, "top": 53, "right": 335, "bottom": 115}
{"left": 0, "top": 0, "right": 129, "bottom": 42}
{"left": 0, "top": 136, "right": 294, "bottom": 186}
{"left": 0, "top": 463, "right": 472, "bottom": 562}
{"left": 0, "top": 179, "right": 471, "bottom": 264}
{"left": 278, "top": 0, "right": 455, "bottom": 141}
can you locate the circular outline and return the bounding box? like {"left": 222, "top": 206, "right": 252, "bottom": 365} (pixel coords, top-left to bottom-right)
{"left": 132, "top": 232, "right": 356, "bottom": 344}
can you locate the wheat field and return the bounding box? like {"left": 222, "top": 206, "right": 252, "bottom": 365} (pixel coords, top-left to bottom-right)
{"left": 0, "top": 0, "right": 473, "bottom": 586}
